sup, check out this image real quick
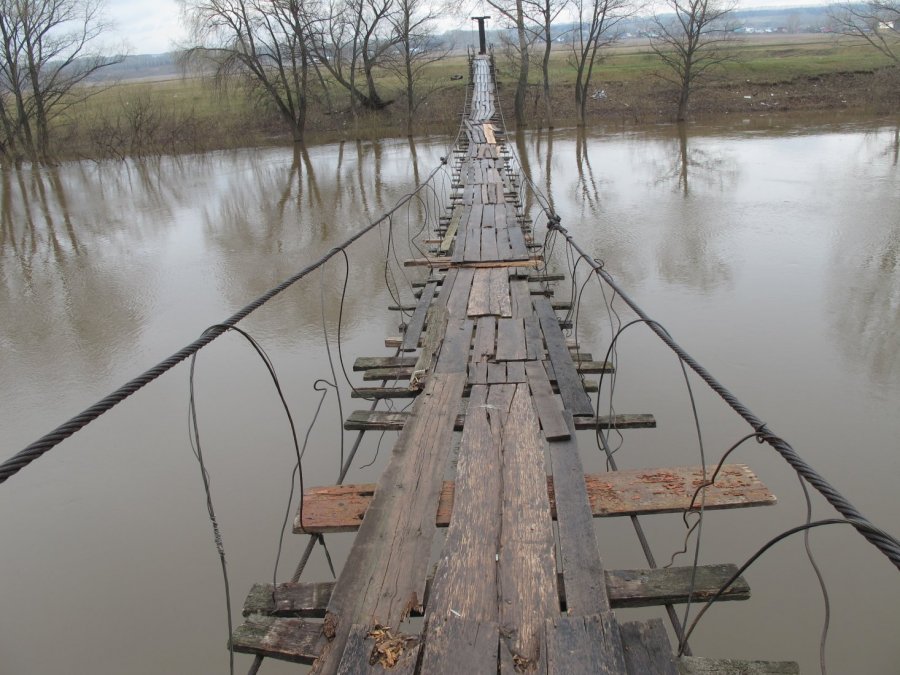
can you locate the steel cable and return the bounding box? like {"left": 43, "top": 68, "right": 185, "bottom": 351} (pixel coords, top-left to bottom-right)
{"left": 547, "top": 218, "right": 900, "bottom": 571}
{"left": 0, "top": 160, "right": 448, "bottom": 486}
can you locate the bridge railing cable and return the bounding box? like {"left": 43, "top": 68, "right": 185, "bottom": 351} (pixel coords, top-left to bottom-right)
{"left": 546, "top": 217, "right": 900, "bottom": 572}
{"left": 0, "top": 159, "right": 449, "bottom": 486}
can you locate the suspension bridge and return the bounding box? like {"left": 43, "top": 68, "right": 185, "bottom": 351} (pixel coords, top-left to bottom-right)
{"left": 4, "top": 49, "right": 900, "bottom": 675}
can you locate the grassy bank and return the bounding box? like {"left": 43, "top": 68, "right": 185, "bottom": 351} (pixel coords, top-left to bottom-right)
{"left": 57, "top": 34, "right": 898, "bottom": 159}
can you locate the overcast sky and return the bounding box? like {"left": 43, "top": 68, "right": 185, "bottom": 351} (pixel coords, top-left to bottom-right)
{"left": 106, "top": 0, "right": 834, "bottom": 56}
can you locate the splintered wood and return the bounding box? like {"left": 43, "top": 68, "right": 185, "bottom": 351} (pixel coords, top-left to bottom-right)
{"left": 230, "top": 53, "right": 793, "bottom": 675}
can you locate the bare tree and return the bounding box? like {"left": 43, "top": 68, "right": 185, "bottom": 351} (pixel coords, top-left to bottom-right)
{"left": 385, "top": 0, "right": 447, "bottom": 135}
{"left": 181, "top": 0, "right": 312, "bottom": 143}
{"left": 0, "top": 0, "right": 121, "bottom": 160}
{"left": 649, "top": 0, "right": 736, "bottom": 121}
{"left": 486, "top": 0, "right": 531, "bottom": 126}
{"left": 569, "top": 0, "right": 631, "bottom": 126}
{"left": 305, "top": 0, "right": 398, "bottom": 114}
{"left": 524, "top": 0, "right": 568, "bottom": 127}
{"left": 830, "top": 1, "right": 900, "bottom": 64}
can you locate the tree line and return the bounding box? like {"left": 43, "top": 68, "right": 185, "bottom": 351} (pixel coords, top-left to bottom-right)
{"left": 1, "top": 0, "right": 898, "bottom": 161}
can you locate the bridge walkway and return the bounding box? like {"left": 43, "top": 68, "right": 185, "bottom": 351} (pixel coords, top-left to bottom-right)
{"left": 230, "top": 55, "right": 795, "bottom": 675}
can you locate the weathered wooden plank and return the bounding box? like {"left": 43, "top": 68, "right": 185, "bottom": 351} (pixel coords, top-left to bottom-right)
{"left": 463, "top": 205, "right": 483, "bottom": 261}
{"left": 547, "top": 412, "right": 610, "bottom": 616}
{"left": 350, "top": 387, "right": 420, "bottom": 399}
{"left": 231, "top": 616, "right": 324, "bottom": 664}
{"left": 505, "top": 360, "right": 526, "bottom": 383}
{"left": 488, "top": 267, "right": 512, "bottom": 317}
{"left": 313, "top": 373, "right": 467, "bottom": 675}
{"left": 446, "top": 266, "right": 475, "bottom": 317}
{"left": 434, "top": 318, "right": 474, "bottom": 374}
{"left": 344, "top": 409, "right": 655, "bottom": 431}
{"left": 487, "top": 361, "right": 507, "bottom": 384}
{"left": 472, "top": 316, "right": 496, "bottom": 362}
{"left": 508, "top": 224, "right": 529, "bottom": 259}
{"left": 576, "top": 360, "right": 615, "bottom": 374}
{"left": 495, "top": 318, "right": 527, "bottom": 361}
{"left": 451, "top": 206, "right": 472, "bottom": 263}
{"left": 400, "top": 280, "right": 437, "bottom": 352}
{"left": 678, "top": 657, "right": 799, "bottom": 674}
{"left": 508, "top": 277, "right": 532, "bottom": 318}
{"left": 388, "top": 303, "right": 417, "bottom": 312}
{"left": 523, "top": 315, "right": 543, "bottom": 360}
{"left": 295, "top": 464, "right": 774, "bottom": 533}
{"left": 603, "top": 564, "right": 751, "bottom": 608}
{"left": 534, "top": 295, "right": 594, "bottom": 416}
{"left": 420, "top": 617, "right": 499, "bottom": 674}
{"left": 412, "top": 305, "right": 448, "bottom": 386}
{"left": 468, "top": 361, "right": 488, "bottom": 385}
{"left": 545, "top": 613, "right": 627, "bottom": 675}
{"left": 467, "top": 268, "right": 492, "bottom": 317}
{"left": 481, "top": 228, "right": 500, "bottom": 260}
{"left": 620, "top": 618, "right": 678, "bottom": 675}
{"left": 240, "top": 564, "right": 751, "bottom": 620}
{"left": 496, "top": 227, "right": 513, "bottom": 261}
{"left": 353, "top": 356, "right": 418, "bottom": 371}
{"left": 421, "top": 385, "right": 506, "bottom": 670}
{"left": 497, "top": 383, "right": 557, "bottom": 673}
{"left": 361, "top": 367, "right": 414, "bottom": 382}
{"left": 336, "top": 623, "right": 421, "bottom": 674}
{"left": 439, "top": 208, "right": 462, "bottom": 254}
{"left": 523, "top": 360, "right": 570, "bottom": 442}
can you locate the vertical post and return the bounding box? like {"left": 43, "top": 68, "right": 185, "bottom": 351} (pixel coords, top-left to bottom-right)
{"left": 471, "top": 16, "right": 489, "bottom": 55}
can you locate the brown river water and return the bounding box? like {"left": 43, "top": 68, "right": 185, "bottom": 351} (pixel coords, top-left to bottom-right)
{"left": 1, "top": 118, "right": 898, "bottom": 674}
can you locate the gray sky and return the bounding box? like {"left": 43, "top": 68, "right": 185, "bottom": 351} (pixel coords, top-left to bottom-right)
{"left": 106, "top": 0, "right": 833, "bottom": 56}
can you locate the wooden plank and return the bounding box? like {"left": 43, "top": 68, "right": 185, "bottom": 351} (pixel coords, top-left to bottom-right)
{"left": 420, "top": 618, "right": 499, "bottom": 674}
{"left": 463, "top": 205, "right": 483, "bottom": 261}
{"left": 547, "top": 412, "right": 611, "bottom": 616}
{"left": 497, "top": 383, "right": 557, "bottom": 673}
{"left": 496, "top": 227, "right": 513, "bottom": 261}
{"left": 434, "top": 318, "right": 474, "bottom": 374}
{"left": 421, "top": 385, "right": 507, "bottom": 669}
{"left": 523, "top": 360, "right": 570, "bottom": 442}
{"left": 487, "top": 362, "right": 507, "bottom": 384}
{"left": 361, "top": 367, "right": 414, "bottom": 382}
{"left": 451, "top": 207, "right": 472, "bottom": 263}
{"left": 439, "top": 208, "right": 462, "bottom": 254}
{"left": 231, "top": 616, "right": 324, "bottom": 664}
{"left": 313, "top": 373, "right": 467, "bottom": 675}
{"left": 412, "top": 305, "right": 448, "bottom": 386}
{"left": 603, "top": 564, "right": 751, "bottom": 608}
{"left": 495, "top": 318, "right": 527, "bottom": 361}
{"left": 353, "top": 356, "right": 418, "bottom": 371}
{"left": 446, "top": 266, "right": 475, "bottom": 317}
{"left": 466, "top": 268, "right": 492, "bottom": 317}
{"left": 472, "top": 316, "right": 496, "bottom": 362}
{"left": 400, "top": 280, "right": 436, "bottom": 352}
{"left": 487, "top": 267, "right": 512, "bottom": 317}
{"left": 619, "top": 618, "right": 678, "bottom": 675}
{"left": 523, "top": 315, "right": 543, "bottom": 360}
{"left": 508, "top": 277, "right": 532, "bottom": 318}
{"left": 678, "top": 657, "right": 799, "bottom": 674}
{"left": 241, "top": 564, "right": 750, "bottom": 620}
{"left": 350, "top": 387, "right": 419, "bottom": 399}
{"left": 545, "top": 613, "right": 627, "bottom": 675}
{"left": 344, "top": 409, "right": 655, "bottom": 431}
{"left": 336, "top": 623, "right": 421, "bottom": 675}
{"left": 505, "top": 360, "right": 526, "bottom": 383}
{"left": 534, "top": 295, "right": 594, "bottom": 416}
{"left": 508, "top": 224, "right": 529, "bottom": 259}
{"left": 576, "top": 360, "right": 615, "bottom": 374}
{"left": 294, "top": 465, "right": 775, "bottom": 534}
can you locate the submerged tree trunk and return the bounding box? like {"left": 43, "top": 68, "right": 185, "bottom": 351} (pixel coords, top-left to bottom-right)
{"left": 514, "top": 0, "right": 529, "bottom": 127}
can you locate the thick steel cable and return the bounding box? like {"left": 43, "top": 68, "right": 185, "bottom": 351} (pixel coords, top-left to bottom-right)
{"left": 548, "top": 218, "right": 900, "bottom": 571}
{"left": 0, "top": 160, "right": 447, "bottom": 486}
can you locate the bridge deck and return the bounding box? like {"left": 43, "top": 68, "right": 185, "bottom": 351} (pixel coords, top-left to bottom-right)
{"left": 231, "top": 56, "right": 796, "bottom": 675}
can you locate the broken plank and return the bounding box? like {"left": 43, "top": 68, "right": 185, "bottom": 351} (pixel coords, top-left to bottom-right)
{"left": 523, "top": 360, "right": 570, "bottom": 441}
{"left": 467, "top": 268, "right": 492, "bottom": 317}
{"left": 400, "top": 280, "right": 437, "bottom": 352}
{"left": 534, "top": 295, "right": 594, "bottom": 416}
{"left": 294, "top": 464, "right": 775, "bottom": 534}
{"left": 488, "top": 267, "right": 512, "bottom": 317}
